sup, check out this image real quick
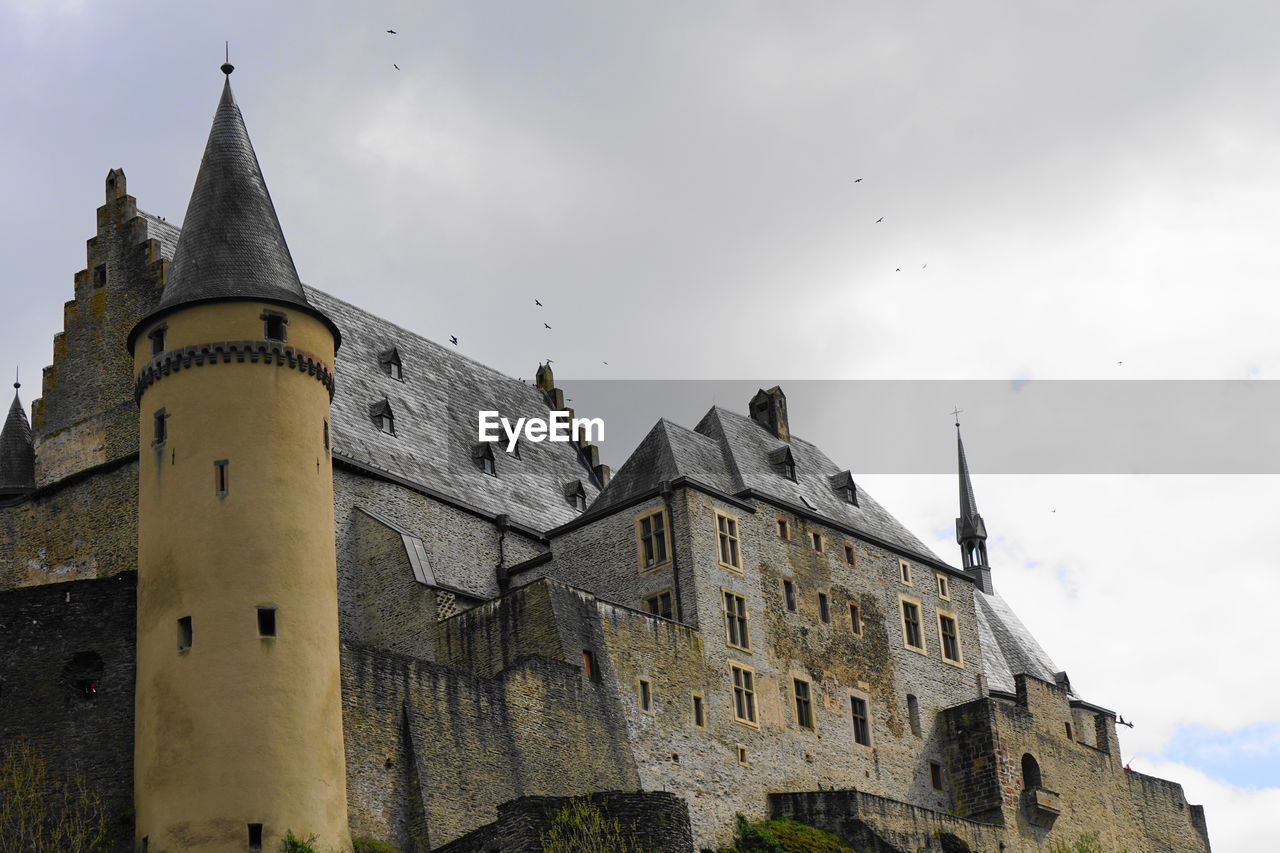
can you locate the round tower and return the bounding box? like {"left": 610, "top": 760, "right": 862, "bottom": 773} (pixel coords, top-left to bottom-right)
{"left": 128, "top": 66, "right": 349, "bottom": 852}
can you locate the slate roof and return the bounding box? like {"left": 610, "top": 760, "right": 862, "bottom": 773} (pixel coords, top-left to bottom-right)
{"left": 307, "top": 287, "right": 601, "bottom": 533}
{"left": 158, "top": 76, "right": 312, "bottom": 312}
{"left": 974, "top": 590, "right": 1065, "bottom": 695}
{"left": 0, "top": 389, "right": 35, "bottom": 496}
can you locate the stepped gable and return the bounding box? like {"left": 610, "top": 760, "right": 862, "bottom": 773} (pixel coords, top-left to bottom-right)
{"left": 308, "top": 287, "right": 601, "bottom": 534}
{"left": 697, "top": 406, "right": 947, "bottom": 565}
{"left": 974, "top": 588, "right": 1064, "bottom": 694}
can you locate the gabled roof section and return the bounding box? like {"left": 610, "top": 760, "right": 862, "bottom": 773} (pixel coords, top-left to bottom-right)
{"left": 974, "top": 590, "right": 1065, "bottom": 695}
{"left": 695, "top": 406, "right": 945, "bottom": 563}
{"left": 589, "top": 418, "right": 736, "bottom": 512}
{"left": 0, "top": 387, "right": 35, "bottom": 498}
{"left": 159, "top": 74, "right": 311, "bottom": 312}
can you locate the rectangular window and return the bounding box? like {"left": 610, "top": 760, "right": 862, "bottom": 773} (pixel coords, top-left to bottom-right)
{"left": 938, "top": 612, "right": 962, "bottom": 665}
{"left": 844, "top": 543, "right": 856, "bottom": 565}
{"left": 692, "top": 694, "right": 706, "bottom": 729}
{"left": 850, "top": 695, "right": 871, "bottom": 746}
{"left": 783, "top": 579, "right": 797, "bottom": 612}
{"left": 937, "top": 574, "right": 950, "bottom": 599}
{"left": 645, "top": 590, "right": 674, "bottom": 621}
{"left": 794, "top": 678, "right": 814, "bottom": 729}
{"left": 777, "top": 517, "right": 790, "bottom": 539}
{"left": 930, "top": 761, "right": 944, "bottom": 790}
{"left": 214, "top": 460, "right": 229, "bottom": 495}
{"left": 849, "top": 601, "right": 862, "bottom": 635}
{"left": 716, "top": 512, "right": 741, "bottom": 570}
{"left": 92, "top": 264, "right": 107, "bottom": 288}
{"left": 901, "top": 599, "right": 925, "bottom": 651}
{"left": 639, "top": 679, "right": 653, "bottom": 714}
{"left": 900, "top": 560, "right": 913, "bottom": 585}
{"left": 263, "top": 311, "right": 287, "bottom": 342}
{"left": 818, "top": 592, "right": 831, "bottom": 624}
{"left": 810, "top": 531, "right": 823, "bottom": 552}
{"left": 736, "top": 743, "right": 749, "bottom": 766}
{"left": 1065, "top": 722, "right": 1074, "bottom": 740}
{"left": 389, "top": 361, "right": 403, "bottom": 381}
{"left": 148, "top": 326, "right": 166, "bottom": 356}
{"left": 723, "top": 590, "right": 750, "bottom": 650}
{"left": 582, "top": 650, "right": 599, "bottom": 682}
{"left": 731, "top": 664, "right": 757, "bottom": 726}
{"left": 257, "top": 607, "right": 276, "bottom": 638}
{"left": 323, "top": 419, "right": 330, "bottom": 451}
{"left": 637, "top": 509, "right": 670, "bottom": 570}
{"left": 248, "top": 823, "right": 263, "bottom": 852}
{"left": 177, "top": 616, "right": 192, "bottom": 651}
{"left": 907, "top": 693, "right": 922, "bottom": 736}
{"left": 153, "top": 410, "right": 167, "bottom": 445}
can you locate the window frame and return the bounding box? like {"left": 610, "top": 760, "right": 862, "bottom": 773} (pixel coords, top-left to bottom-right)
{"left": 214, "top": 459, "right": 229, "bottom": 496}
{"left": 937, "top": 608, "right": 964, "bottom": 666}
{"left": 776, "top": 516, "right": 791, "bottom": 540}
{"left": 635, "top": 507, "right": 672, "bottom": 573}
{"left": 843, "top": 542, "right": 856, "bottom": 566}
{"left": 817, "top": 591, "right": 831, "bottom": 624}
{"left": 638, "top": 678, "right": 654, "bottom": 715}
{"left": 848, "top": 600, "right": 863, "bottom": 636}
{"left": 899, "top": 595, "right": 927, "bottom": 654}
{"left": 782, "top": 577, "right": 798, "bottom": 612}
{"left": 644, "top": 589, "right": 674, "bottom": 621}
{"left": 899, "top": 559, "right": 913, "bottom": 585}
{"left": 849, "top": 692, "right": 873, "bottom": 747}
{"left": 722, "top": 588, "right": 751, "bottom": 651}
{"left": 715, "top": 510, "right": 742, "bottom": 572}
{"left": 261, "top": 309, "right": 289, "bottom": 342}
{"left": 730, "top": 662, "right": 759, "bottom": 728}
{"left": 929, "top": 761, "right": 945, "bottom": 791}
{"left": 692, "top": 693, "right": 707, "bottom": 729}
{"left": 810, "top": 530, "right": 823, "bottom": 553}
{"left": 793, "top": 677, "right": 815, "bottom": 730}
{"left": 936, "top": 573, "right": 950, "bottom": 600}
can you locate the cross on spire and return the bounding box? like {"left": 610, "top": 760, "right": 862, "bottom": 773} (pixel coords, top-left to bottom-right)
{"left": 950, "top": 406, "right": 963, "bottom": 427}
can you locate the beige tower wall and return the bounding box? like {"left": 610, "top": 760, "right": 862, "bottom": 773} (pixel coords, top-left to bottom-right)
{"left": 133, "top": 301, "right": 349, "bottom": 852}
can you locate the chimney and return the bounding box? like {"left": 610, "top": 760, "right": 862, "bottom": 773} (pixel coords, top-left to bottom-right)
{"left": 749, "top": 386, "right": 789, "bottom": 442}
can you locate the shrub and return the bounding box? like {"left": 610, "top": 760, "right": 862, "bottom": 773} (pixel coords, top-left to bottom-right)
{"left": 1051, "top": 833, "right": 1129, "bottom": 853}
{"left": 353, "top": 838, "right": 401, "bottom": 853}
{"left": 540, "top": 796, "right": 652, "bottom": 853}
{"left": 0, "top": 736, "right": 110, "bottom": 853}
{"left": 723, "top": 814, "right": 853, "bottom": 853}
{"left": 281, "top": 830, "right": 318, "bottom": 853}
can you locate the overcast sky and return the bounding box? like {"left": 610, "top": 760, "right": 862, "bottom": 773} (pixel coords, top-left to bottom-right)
{"left": 3, "top": 2, "right": 1278, "bottom": 849}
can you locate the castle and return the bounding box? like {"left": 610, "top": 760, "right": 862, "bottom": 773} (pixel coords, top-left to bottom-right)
{"left": 0, "top": 67, "right": 1212, "bottom": 853}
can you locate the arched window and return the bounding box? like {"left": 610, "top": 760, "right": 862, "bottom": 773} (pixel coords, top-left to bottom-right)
{"left": 1021, "top": 753, "right": 1042, "bottom": 790}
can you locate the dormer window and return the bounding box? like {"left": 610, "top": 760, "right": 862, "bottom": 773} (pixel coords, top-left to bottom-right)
{"left": 473, "top": 442, "right": 497, "bottom": 476}
{"left": 262, "top": 310, "right": 288, "bottom": 342}
{"left": 829, "top": 471, "right": 858, "bottom": 506}
{"left": 379, "top": 347, "right": 404, "bottom": 381}
{"left": 769, "top": 447, "right": 796, "bottom": 481}
{"left": 369, "top": 400, "right": 395, "bottom": 435}
{"left": 564, "top": 480, "right": 587, "bottom": 512}
{"left": 148, "top": 325, "right": 167, "bottom": 357}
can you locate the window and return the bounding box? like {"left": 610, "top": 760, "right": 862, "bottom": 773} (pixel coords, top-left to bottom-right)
{"left": 214, "top": 460, "right": 229, "bottom": 495}
{"left": 907, "top": 693, "right": 921, "bottom": 736}
{"left": 841, "top": 485, "right": 857, "bottom": 504}
{"left": 475, "top": 443, "right": 497, "bottom": 476}
{"left": 810, "top": 531, "right": 823, "bottom": 552}
{"left": 723, "top": 590, "right": 750, "bottom": 650}
{"left": 582, "top": 650, "right": 599, "bottom": 682}
{"left": 850, "top": 695, "right": 871, "bottom": 746}
{"left": 177, "top": 616, "right": 192, "bottom": 651}
{"left": 1021, "top": 753, "right": 1042, "bottom": 790}
{"left": 323, "top": 420, "right": 329, "bottom": 451}
{"left": 262, "top": 310, "right": 287, "bottom": 342}
{"left": 716, "top": 512, "right": 741, "bottom": 570}
{"left": 248, "top": 823, "right": 263, "bottom": 852}
{"left": 388, "top": 360, "right": 402, "bottom": 380}
{"left": 938, "top": 611, "right": 963, "bottom": 665}
{"left": 1065, "top": 722, "right": 1074, "bottom": 740}
{"left": 769, "top": 446, "right": 796, "bottom": 480}
{"left": 731, "top": 664, "right": 757, "bottom": 726}
{"left": 92, "top": 264, "right": 107, "bottom": 288}
{"left": 148, "top": 325, "right": 166, "bottom": 356}
{"left": 636, "top": 509, "right": 669, "bottom": 571}
{"left": 899, "top": 560, "right": 913, "bottom": 585}
{"left": 257, "top": 607, "right": 276, "bottom": 637}
{"left": 794, "top": 679, "right": 814, "bottom": 729}
{"left": 776, "top": 517, "right": 790, "bottom": 539}
{"left": 901, "top": 598, "right": 925, "bottom": 652}
{"left": 783, "top": 579, "right": 798, "bottom": 612}
{"left": 849, "top": 601, "right": 862, "bottom": 635}
{"left": 736, "top": 743, "right": 749, "bottom": 766}
{"left": 370, "top": 400, "right": 395, "bottom": 435}
{"left": 573, "top": 492, "right": 585, "bottom": 511}
{"left": 692, "top": 693, "right": 706, "bottom": 729}
{"left": 818, "top": 592, "right": 831, "bottom": 624}
{"left": 936, "top": 574, "right": 950, "bottom": 599}
{"left": 644, "top": 590, "right": 674, "bottom": 620}
{"left": 153, "top": 409, "right": 167, "bottom": 445}
{"left": 639, "top": 679, "right": 653, "bottom": 714}
{"left": 506, "top": 438, "right": 520, "bottom": 458}
{"left": 844, "top": 543, "right": 856, "bottom": 565}
{"left": 930, "top": 761, "right": 944, "bottom": 791}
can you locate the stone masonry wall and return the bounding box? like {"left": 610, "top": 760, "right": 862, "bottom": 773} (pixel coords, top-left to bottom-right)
{"left": 0, "top": 573, "right": 137, "bottom": 851}
{"left": 771, "top": 789, "right": 1006, "bottom": 853}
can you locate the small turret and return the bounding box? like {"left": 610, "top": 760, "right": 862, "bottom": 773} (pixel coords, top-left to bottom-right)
{"left": 955, "top": 420, "right": 992, "bottom": 594}
{"left": 749, "top": 385, "right": 790, "bottom": 442}
{"left": 0, "top": 383, "right": 35, "bottom": 503}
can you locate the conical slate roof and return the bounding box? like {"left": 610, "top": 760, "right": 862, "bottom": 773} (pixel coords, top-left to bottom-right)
{"left": 0, "top": 386, "right": 35, "bottom": 497}
{"left": 159, "top": 73, "right": 311, "bottom": 310}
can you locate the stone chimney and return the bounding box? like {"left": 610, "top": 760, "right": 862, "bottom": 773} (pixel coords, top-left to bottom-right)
{"left": 749, "top": 386, "right": 789, "bottom": 442}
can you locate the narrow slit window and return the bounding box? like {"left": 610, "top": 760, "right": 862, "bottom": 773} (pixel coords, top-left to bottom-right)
{"left": 153, "top": 409, "right": 167, "bottom": 445}
{"left": 937, "top": 574, "right": 950, "bottom": 599}
{"left": 214, "top": 460, "right": 229, "bottom": 495}
{"left": 783, "top": 579, "right": 797, "bottom": 612}
{"left": 818, "top": 592, "right": 831, "bottom": 624}
{"left": 810, "top": 531, "right": 822, "bottom": 552}
{"left": 248, "top": 823, "right": 263, "bottom": 852}
{"left": 177, "top": 616, "right": 192, "bottom": 651}
{"left": 777, "top": 518, "right": 790, "bottom": 539}
{"left": 323, "top": 420, "right": 329, "bottom": 450}
{"left": 692, "top": 694, "right": 706, "bottom": 729}
{"left": 900, "top": 560, "right": 913, "bottom": 584}
{"left": 582, "top": 650, "right": 600, "bottom": 682}
{"left": 907, "top": 693, "right": 922, "bottom": 736}
{"left": 92, "top": 264, "right": 106, "bottom": 288}
{"left": 849, "top": 601, "right": 862, "bottom": 635}
{"left": 844, "top": 543, "right": 856, "bottom": 565}
{"left": 930, "top": 761, "right": 945, "bottom": 790}
{"left": 736, "top": 744, "right": 749, "bottom": 766}
{"left": 639, "top": 679, "right": 653, "bottom": 714}
{"left": 257, "top": 607, "right": 276, "bottom": 637}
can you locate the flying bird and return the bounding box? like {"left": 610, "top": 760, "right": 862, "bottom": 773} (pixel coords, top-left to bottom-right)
{"left": 544, "top": 323, "right": 552, "bottom": 330}
{"left": 535, "top": 299, "right": 542, "bottom": 306}
{"left": 854, "top": 178, "right": 863, "bottom": 183}
{"left": 875, "top": 217, "right": 884, "bottom": 223}
{"left": 895, "top": 268, "right": 901, "bottom": 272}
{"left": 602, "top": 361, "right": 609, "bottom": 365}
{"left": 449, "top": 335, "right": 458, "bottom": 345}
{"left": 386, "top": 29, "right": 397, "bottom": 34}
{"left": 393, "top": 64, "right": 400, "bottom": 70}
{"left": 922, "top": 264, "right": 927, "bottom": 269}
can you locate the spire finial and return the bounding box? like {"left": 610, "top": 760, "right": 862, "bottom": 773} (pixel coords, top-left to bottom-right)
{"left": 951, "top": 405, "right": 963, "bottom": 428}
{"left": 221, "top": 42, "right": 234, "bottom": 76}
{"left": 13, "top": 366, "right": 18, "bottom": 391}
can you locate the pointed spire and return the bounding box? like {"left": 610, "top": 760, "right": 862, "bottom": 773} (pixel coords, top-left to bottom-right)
{"left": 954, "top": 418, "right": 992, "bottom": 593}
{"left": 158, "top": 67, "right": 311, "bottom": 311}
{"left": 0, "top": 382, "right": 35, "bottom": 501}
